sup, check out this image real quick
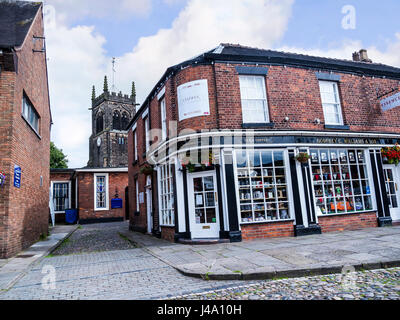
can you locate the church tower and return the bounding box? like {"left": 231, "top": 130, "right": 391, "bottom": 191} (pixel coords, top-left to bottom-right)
{"left": 88, "top": 76, "right": 137, "bottom": 168}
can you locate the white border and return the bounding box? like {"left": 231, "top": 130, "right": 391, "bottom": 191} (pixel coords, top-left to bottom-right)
{"left": 94, "top": 173, "right": 109, "bottom": 211}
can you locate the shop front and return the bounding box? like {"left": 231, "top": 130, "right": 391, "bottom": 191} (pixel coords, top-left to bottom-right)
{"left": 150, "top": 131, "right": 399, "bottom": 242}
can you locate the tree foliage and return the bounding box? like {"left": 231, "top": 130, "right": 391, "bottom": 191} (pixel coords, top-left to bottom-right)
{"left": 50, "top": 142, "right": 68, "bottom": 169}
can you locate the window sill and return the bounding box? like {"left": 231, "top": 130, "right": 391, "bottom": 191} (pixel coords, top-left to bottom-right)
{"left": 21, "top": 115, "right": 41, "bottom": 139}
{"left": 317, "top": 210, "right": 376, "bottom": 218}
{"left": 324, "top": 124, "right": 350, "bottom": 130}
{"left": 94, "top": 208, "right": 109, "bottom": 212}
{"left": 242, "top": 122, "right": 275, "bottom": 129}
{"left": 240, "top": 218, "right": 294, "bottom": 225}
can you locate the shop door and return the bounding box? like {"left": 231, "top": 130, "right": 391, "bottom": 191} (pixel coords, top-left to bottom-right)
{"left": 188, "top": 172, "right": 220, "bottom": 239}
{"left": 383, "top": 165, "right": 400, "bottom": 221}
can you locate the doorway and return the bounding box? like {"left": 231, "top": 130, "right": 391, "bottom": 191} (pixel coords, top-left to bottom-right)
{"left": 383, "top": 165, "right": 400, "bottom": 221}
{"left": 187, "top": 171, "right": 220, "bottom": 239}
{"left": 145, "top": 175, "right": 153, "bottom": 233}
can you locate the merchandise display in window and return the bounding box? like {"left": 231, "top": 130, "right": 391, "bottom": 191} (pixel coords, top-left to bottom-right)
{"left": 310, "top": 149, "right": 372, "bottom": 215}
{"left": 160, "top": 164, "right": 175, "bottom": 226}
{"left": 235, "top": 150, "right": 290, "bottom": 223}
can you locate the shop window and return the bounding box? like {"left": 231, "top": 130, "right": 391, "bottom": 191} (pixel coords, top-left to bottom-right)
{"left": 135, "top": 178, "right": 139, "bottom": 212}
{"left": 235, "top": 150, "right": 290, "bottom": 223}
{"left": 159, "top": 164, "right": 174, "bottom": 226}
{"left": 318, "top": 81, "right": 343, "bottom": 126}
{"left": 94, "top": 173, "right": 108, "bottom": 210}
{"left": 22, "top": 94, "right": 40, "bottom": 133}
{"left": 239, "top": 75, "right": 269, "bottom": 124}
{"left": 52, "top": 182, "right": 70, "bottom": 212}
{"left": 310, "top": 149, "right": 373, "bottom": 215}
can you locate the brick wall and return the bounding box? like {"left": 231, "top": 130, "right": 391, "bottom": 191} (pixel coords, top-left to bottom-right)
{"left": 161, "top": 226, "right": 175, "bottom": 242}
{"left": 77, "top": 172, "right": 128, "bottom": 222}
{"left": 318, "top": 212, "right": 378, "bottom": 233}
{"left": 0, "top": 7, "right": 51, "bottom": 258}
{"left": 241, "top": 221, "right": 295, "bottom": 241}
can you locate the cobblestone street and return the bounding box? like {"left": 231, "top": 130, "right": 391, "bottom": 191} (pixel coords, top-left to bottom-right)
{"left": 1, "top": 222, "right": 399, "bottom": 300}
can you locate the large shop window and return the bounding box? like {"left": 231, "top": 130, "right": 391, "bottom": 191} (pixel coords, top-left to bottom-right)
{"left": 239, "top": 75, "right": 269, "bottom": 123}
{"left": 310, "top": 149, "right": 373, "bottom": 215}
{"left": 159, "top": 164, "right": 175, "bottom": 226}
{"left": 235, "top": 150, "right": 290, "bottom": 223}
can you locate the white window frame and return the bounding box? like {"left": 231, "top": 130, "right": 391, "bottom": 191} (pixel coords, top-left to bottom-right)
{"left": 51, "top": 181, "right": 71, "bottom": 213}
{"left": 158, "top": 163, "right": 175, "bottom": 226}
{"left": 309, "top": 148, "right": 375, "bottom": 217}
{"left": 94, "top": 173, "right": 109, "bottom": 211}
{"left": 22, "top": 94, "right": 40, "bottom": 134}
{"left": 134, "top": 129, "right": 138, "bottom": 161}
{"left": 233, "top": 149, "right": 293, "bottom": 224}
{"left": 135, "top": 178, "right": 139, "bottom": 212}
{"left": 239, "top": 75, "right": 269, "bottom": 124}
{"left": 160, "top": 97, "right": 167, "bottom": 141}
{"left": 144, "top": 116, "right": 150, "bottom": 152}
{"left": 319, "top": 80, "right": 344, "bottom": 126}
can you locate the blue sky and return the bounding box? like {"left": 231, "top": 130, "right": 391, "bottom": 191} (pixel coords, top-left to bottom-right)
{"left": 39, "top": 0, "right": 400, "bottom": 168}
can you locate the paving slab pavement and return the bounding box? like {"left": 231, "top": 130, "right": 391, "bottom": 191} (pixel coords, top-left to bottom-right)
{"left": 0, "top": 224, "right": 78, "bottom": 291}
{"left": 121, "top": 226, "right": 400, "bottom": 280}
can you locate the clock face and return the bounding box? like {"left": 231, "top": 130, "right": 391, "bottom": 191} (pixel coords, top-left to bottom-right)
{"left": 97, "top": 137, "right": 101, "bottom": 147}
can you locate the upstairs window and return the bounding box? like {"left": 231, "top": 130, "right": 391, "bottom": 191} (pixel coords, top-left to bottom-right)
{"left": 22, "top": 94, "right": 40, "bottom": 133}
{"left": 239, "top": 75, "right": 269, "bottom": 123}
{"left": 319, "top": 81, "right": 343, "bottom": 126}
{"left": 144, "top": 116, "right": 150, "bottom": 153}
{"left": 134, "top": 129, "right": 138, "bottom": 161}
{"left": 160, "top": 98, "right": 167, "bottom": 141}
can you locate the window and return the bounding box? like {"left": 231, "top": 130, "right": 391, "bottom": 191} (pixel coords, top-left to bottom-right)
{"left": 121, "top": 112, "right": 129, "bottom": 130}
{"left": 52, "top": 182, "right": 70, "bottom": 212}
{"left": 134, "top": 130, "right": 138, "bottom": 161}
{"left": 135, "top": 178, "right": 139, "bottom": 212}
{"left": 144, "top": 116, "right": 150, "bottom": 152}
{"left": 235, "top": 150, "right": 291, "bottom": 223}
{"left": 319, "top": 81, "right": 343, "bottom": 125}
{"left": 96, "top": 113, "right": 104, "bottom": 133}
{"left": 159, "top": 164, "right": 174, "bottom": 226}
{"left": 113, "top": 111, "right": 121, "bottom": 130}
{"left": 94, "top": 173, "right": 108, "bottom": 210}
{"left": 239, "top": 75, "right": 269, "bottom": 123}
{"left": 160, "top": 98, "right": 167, "bottom": 141}
{"left": 22, "top": 94, "right": 40, "bottom": 133}
{"left": 310, "top": 149, "right": 373, "bottom": 215}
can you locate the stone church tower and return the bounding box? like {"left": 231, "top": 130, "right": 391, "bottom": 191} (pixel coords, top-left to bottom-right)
{"left": 88, "top": 76, "right": 137, "bottom": 168}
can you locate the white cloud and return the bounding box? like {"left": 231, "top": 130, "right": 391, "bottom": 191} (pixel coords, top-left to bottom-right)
{"left": 44, "top": 0, "right": 152, "bottom": 23}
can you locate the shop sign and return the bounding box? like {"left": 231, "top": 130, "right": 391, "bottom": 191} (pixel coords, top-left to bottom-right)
{"left": 14, "top": 165, "right": 21, "bottom": 188}
{"left": 380, "top": 92, "right": 400, "bottom": 112}
{"left": 111, "top": 198, "right": 123, "bottom": 209}
{"left": 178, "top": 79, "right": 210, "bottom": 121}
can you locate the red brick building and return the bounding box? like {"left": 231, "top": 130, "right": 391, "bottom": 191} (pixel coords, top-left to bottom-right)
{"left": 50, "top": 168, "right": 129, "bottom": 224}
{"left": 127, "top": 44, "right": 400, "bottom": 243}
{"left": 0, "top": 2, "right": 51, "bottom": 258}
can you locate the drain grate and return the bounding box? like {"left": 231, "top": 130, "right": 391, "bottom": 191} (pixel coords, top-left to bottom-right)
{"left": 16, "top": 254, "right": 35, "bottom": 258}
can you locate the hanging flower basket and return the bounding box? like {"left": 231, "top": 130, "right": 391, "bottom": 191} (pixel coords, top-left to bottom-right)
{"left": 140, "top": 165, "right": 153, "bottom": 175}
{"left": 295, "top": 152, "right": 310, "bottom": 164}
{"left": 381, "top": 144, "right": 400, "bottom": 166}
{"left": 0, "top": 171, "right": 5, "bottom": 187}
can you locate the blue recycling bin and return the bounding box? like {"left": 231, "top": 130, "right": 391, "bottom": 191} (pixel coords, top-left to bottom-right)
{"left": 65, "top": 209, "right": 78, "bottom": 224}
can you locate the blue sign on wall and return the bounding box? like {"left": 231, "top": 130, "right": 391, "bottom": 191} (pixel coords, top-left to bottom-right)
{"left": 14, "top": 165, "right": 21, "bottom": 188}
{"left": 111, "top": 198, "right": 123, "bottom": 209}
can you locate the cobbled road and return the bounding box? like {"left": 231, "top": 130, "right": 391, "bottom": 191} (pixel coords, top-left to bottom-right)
{"left": 0, "top": 222, "right": 399, "bottom": 300}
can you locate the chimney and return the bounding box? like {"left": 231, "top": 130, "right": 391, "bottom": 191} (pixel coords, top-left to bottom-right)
{"left": 352, "top": 51, "right": 360, "bottom": 62}
{"left": 359, "top": 49, "right": 372, "bottom": 63}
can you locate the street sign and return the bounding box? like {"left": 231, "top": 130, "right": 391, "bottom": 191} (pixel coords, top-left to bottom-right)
{"left": 14, "top": 165, "right": 21, "bottom": 188}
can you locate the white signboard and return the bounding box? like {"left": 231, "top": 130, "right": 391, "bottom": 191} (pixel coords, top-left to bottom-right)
{"left": 380, "top": 92, "right": 400, "bottom": 112}
{"left": 177, "top": 79, "right": 210, "bottom": 121}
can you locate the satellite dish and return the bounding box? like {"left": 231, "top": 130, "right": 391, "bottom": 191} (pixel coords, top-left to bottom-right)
{"left": 97, "top": 137, "right": 102, "bottom": 147}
